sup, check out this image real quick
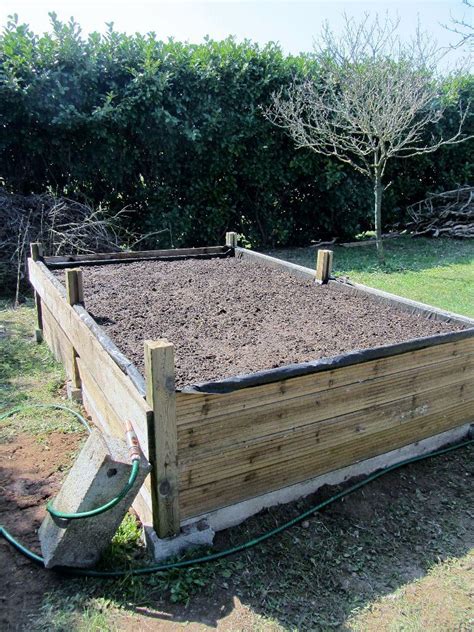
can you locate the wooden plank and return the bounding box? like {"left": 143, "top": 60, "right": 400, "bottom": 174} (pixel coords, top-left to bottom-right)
{"left": 144, "top": 340, "right": 180, "bottom": 538}
{"left": 235, "top": 246, "right": 317, "bottom": 281}
{"left": 176, "top": 337, "right": 474, "bottom": 425}
{"left": 79, "top": 357, "right": 153, "bottom": 525}
{"left": 28, "top": 258, "right": 151, "bottom": 443}
{"left": 315, "top": 249, "right": 333, "bottom": 283}
{"left": 178, "top": 378, "right": 473, "bottom": 488}
{"left": 178, "top": 399, "right": 474, "bottom": 518}
{"left": 225, "top": 232, "right": 238, "bottom": 247}
{"left": 41, "top": 302, "right": 76, "bottom": 379}
{"left": 30, "top": 242, "right": 44, "bottom": 341}
{"left": 330, "top": 279, "right": 474, "bottom": 328}
{"left": 177, "top": 354, "right": 474, "bottom": 453}
{"left": 65, "top": 268, "right": 83, "bottom": 390}
{"left": 44, "top": 246, "right": 228, "bottom": 265}
{"left": 65, "top": 268, "right": 84, "bottom": 306}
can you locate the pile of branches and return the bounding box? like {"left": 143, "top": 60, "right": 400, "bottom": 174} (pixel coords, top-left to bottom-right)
{"left": 405, "top": 186, "right": 474, "bottom": 238}
{"left": 0, "top": 189, "right": 127, "bottom": 302}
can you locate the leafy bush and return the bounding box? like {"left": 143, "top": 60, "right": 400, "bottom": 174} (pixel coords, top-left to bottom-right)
{"left": 1, "top": 15, "right": 472, "bottom": 248}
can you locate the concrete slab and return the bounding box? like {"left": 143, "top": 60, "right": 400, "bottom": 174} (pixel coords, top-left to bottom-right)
{"left": 39, "top": 429, "right": 150, "bottom": 568}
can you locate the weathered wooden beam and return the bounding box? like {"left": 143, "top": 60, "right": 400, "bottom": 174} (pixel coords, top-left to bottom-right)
{"left": 44, "top": 246, "right": 229, "bottom": 266}
{"left": 225, "top": 232, "right": 238, "bottom": 248}
{"left": 65, "top": 268, "right": 84, "bottom": 306}
{"left": 315, "top": 249, "right": 333, "bottom": 284}
{"left": 235, "top": 247, "right": 316, "bottom": 281}
{"left": 144, "top": 340, "right": 180, "bottom": 538}
{"left": 65, "top": 268, "right": 84, "bottom": 397}
{"left": 30, "top": 242, "right": 44, "bottom": 342}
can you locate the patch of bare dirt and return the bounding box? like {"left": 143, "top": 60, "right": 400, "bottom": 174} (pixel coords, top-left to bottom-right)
{"left": 0, "top": 432, "right": 83, "bottom": 631}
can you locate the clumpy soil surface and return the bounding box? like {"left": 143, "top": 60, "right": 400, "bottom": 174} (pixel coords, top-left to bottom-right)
{"left": 57, "top": 258, "right": 465, "bottom": 387}
{"left": 0, "top": 432, "right": 85, "bottom": 631}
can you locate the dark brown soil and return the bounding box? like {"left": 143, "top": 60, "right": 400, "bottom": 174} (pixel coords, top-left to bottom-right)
{"left": 59, "top": 258, "right": 465, "bottom": 387}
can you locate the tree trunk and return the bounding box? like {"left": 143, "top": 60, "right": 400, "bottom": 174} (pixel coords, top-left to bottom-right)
{"left": 374, "top": 172, "right": 384, "bottom": 263}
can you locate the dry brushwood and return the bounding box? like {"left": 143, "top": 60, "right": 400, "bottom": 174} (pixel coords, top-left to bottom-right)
{"left": 0, "top": 189, "right": 129, "bottom": 303}
{"left": 405, "top": 186, "right": 474, "bottom": 238}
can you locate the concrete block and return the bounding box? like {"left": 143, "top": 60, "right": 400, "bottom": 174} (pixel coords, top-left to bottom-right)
{"left": 39, "top": 429, "right": 150, "bottom": 568}
{"left": 66, "top": 381, "right": 82, "bottom": 403}
{"left": 145, "top": 519, "right": 214, "bottom": 562}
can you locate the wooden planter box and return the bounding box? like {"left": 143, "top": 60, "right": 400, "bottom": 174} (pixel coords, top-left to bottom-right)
{"left": 28, "top": 239, "right": 474, "bottom": 540}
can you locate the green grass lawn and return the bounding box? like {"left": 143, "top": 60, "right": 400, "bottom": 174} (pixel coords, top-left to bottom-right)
{"left": 266, "top": 236, "right": 474, "bottom": 317}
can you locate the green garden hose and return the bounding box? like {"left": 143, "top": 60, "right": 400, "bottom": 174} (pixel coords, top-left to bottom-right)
{"left": 46, "top": 459, "right": 140, "bottom": 520}
{"left": 0, "top": 403, "right": 472, "bottom": 578}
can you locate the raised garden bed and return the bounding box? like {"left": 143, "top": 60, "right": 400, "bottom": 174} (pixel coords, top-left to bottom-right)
{"left": 28, "top": 238, "right": 474, "bottom": 541}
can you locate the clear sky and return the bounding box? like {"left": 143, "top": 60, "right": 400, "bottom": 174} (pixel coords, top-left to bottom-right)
{"left": 2, "top": 1, "right": 472, "bottom": 65}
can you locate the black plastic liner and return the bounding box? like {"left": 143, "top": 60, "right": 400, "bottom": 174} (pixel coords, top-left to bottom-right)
{"left": 180, "top": 327, "right": 474, "bottom": 394}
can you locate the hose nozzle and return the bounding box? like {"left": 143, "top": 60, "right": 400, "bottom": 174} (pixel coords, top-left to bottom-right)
{"left": 125, "top": 421, "right": 141, "bottom": 462}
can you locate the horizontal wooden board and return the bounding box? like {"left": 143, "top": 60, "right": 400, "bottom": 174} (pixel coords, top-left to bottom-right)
{"left": 41, "top": 302, "right": 76, "bottom": 380}
{"left": 80, "top": 359, "right": 153, "bottom": 524}
{"left": 179, "top": 398, "right": 474, "bottom": 518}
{"left": 178, "top": 378, "right": 473, "bottom": 489}
{"left": 235, "top": 247, "right": 316, "bottom": 281}
{"left": 330, "top": 279, "right": 474, "bottom": 328}
{"left": 29, "top": 259, "right": 151, "bottom": 450}
{"left": 177, "top": 353, "right": 474, "bottom": 454}
{"left": 44, "top": 246, "right": 228, "bottom": 264}
{"left": 176, "top": 337, "right": 474, "bottom": 426}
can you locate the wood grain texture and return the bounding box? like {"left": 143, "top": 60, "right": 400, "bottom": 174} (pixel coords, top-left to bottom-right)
{"left": 176, "top": 341, "right": 474, "bottom": 519}
{"left": 144, "top": 340, "right": 180, "bottom": 538}
{"left": 315, "top": 249, "right": 333, "bottom": 283}
{"left": 179, "top": 378, "right": 473, "bottom": 488}
{"left": 176, "top": 337, "right": 474, "bottom": 425}
{"left": 28, "top": 258, "right": 151, "bottom": 442}
{"left": 79, "top": 357, "right": 153, "bottom": 524}
{"left": 41, "top": 302, "right": 76, "bottom": 380}
{"left": 177, "top": 353, "right": 474, "bottom": 454}
{"left": 179, "top": 397, "right": 474, "bottom": 518}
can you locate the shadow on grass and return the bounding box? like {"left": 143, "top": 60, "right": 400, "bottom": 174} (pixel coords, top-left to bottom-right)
{"left": 266, "top": 236, "right": 474, "bottom": 276}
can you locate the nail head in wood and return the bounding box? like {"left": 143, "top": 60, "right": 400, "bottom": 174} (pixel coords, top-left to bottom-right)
{"left": 316, "top": 249, "right": 333, "bottom": 284}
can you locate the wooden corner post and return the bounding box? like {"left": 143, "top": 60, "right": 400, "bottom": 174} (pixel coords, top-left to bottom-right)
{"left": 30, "top": 242, "right": 44, "bottom": 342}
{"left": 316, "top": 249, "right": 334, "bottom": 284}
{"left": 144, "top": 340, "right": 180, "bottom": 538}
{"left": 225, "top": 231, "right": 238, "bottom": 248}
{"left": 65, "top": 268, "right": 84, "bottom": 400}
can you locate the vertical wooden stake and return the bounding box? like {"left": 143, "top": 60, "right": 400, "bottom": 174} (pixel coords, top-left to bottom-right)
{"left": 30, "top": 242, "right": 44, "bottom": 342}
{"left": 144, "top": 340, "right": 180, "bottom": 538}
{"left": 225, "top": 231, "right": 238, "bottom": 248}
{"left": 65, "top": 268, "right": 84, "bottom": 306}
{"left": 315, "top": 249, "right": 333, "bottom": 284}
{"left": 65, "top": 268, "right": 84, "bottom": 396}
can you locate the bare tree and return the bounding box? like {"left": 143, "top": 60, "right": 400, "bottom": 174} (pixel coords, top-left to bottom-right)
{"left": 266, "top": 14, "right": 472, "bottom": 261}
{"left": 443, "top": 0, "right": 473, "bottom": 52}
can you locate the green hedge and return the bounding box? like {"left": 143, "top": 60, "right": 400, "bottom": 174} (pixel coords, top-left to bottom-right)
{"left": 1, "top": 16, "right": 473, "bottom": 247}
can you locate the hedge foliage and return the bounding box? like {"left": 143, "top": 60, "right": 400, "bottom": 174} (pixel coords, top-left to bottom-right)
{"left": 1, "top": 15, "right": 473, "bottom": 247}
